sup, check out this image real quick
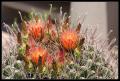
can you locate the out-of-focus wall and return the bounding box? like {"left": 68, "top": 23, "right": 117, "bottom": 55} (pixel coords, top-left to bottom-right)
{"left": 70, "top": 2, "right": 118, "bottom": 46}
{"left": 2, "top": 1, "right": 70, "bottom": 31}
{"left": 107, "top": 2, "right": 118, "bottom": 46}
{"left": 70, "top": 2, "right": 108, "bottom": 40}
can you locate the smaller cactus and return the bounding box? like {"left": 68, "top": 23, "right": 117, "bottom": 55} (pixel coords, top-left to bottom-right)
{"left": 60, "top": 29, "right": 79, "bottom": 50}
{"left": 30, "top": 47, "right": 48, "bottom": 65}
{"left": 25, "top": 18, "right": 44, "bottom": 41}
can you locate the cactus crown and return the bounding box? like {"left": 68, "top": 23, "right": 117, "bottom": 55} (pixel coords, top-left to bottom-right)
{"left": 2, "top": 4, "right": 118, "bottom": 79}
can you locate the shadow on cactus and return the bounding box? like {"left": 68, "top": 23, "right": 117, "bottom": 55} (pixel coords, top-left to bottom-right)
{"left": 2, "top": 4, "right": 118, "bottom": 79}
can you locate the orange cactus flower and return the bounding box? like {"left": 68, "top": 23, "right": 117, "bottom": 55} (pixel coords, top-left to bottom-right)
{"left": 30, "top": 47, "right": 48, "bottom": 65}
{"left": 27, "top": 19, "right": 44, "bottom": 40}
{"left": 60, "top": 29, "right": 79, "bottom": 50}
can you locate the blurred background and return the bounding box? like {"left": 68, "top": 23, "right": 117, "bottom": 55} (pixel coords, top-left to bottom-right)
{"left": 2, "top": 1, "right": 118, "bottom": 46}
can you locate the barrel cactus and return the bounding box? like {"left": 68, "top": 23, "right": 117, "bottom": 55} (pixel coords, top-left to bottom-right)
{"left": 2, "top": 4, "right": 118, "bottom": 79}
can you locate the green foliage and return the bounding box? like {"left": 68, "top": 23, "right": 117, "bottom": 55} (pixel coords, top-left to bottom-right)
{"left": 3, "top": 66, "right": 12, "bottom": 76}
{"left": 14, "top": 60, "right": 22, "bottom": 69}
{"left": 22, "top": 34, "right": 28, "bottom": 44}
{"left": 74, "top": 48, "right": 81, "bottom": 59}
